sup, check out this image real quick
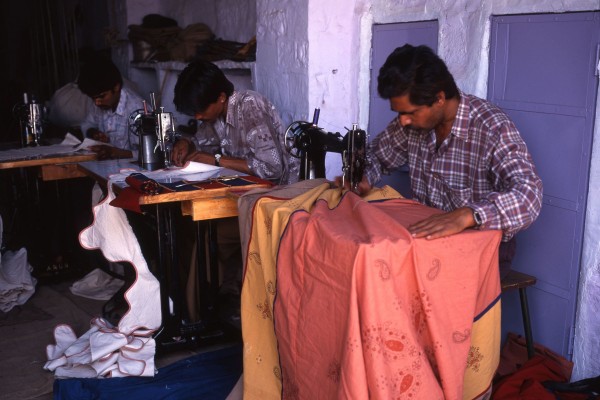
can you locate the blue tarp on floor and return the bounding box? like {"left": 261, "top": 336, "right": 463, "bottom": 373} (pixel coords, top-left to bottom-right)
{"left": 53, "top": 344, "right": 243, "bottom": 400}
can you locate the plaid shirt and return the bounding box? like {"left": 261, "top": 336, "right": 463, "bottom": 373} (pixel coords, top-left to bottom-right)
{"left": 194, "top": 90, "right": 300, "bottom": 185}
{"left": 365, "top": 92, "right": 543, "bottom": 241}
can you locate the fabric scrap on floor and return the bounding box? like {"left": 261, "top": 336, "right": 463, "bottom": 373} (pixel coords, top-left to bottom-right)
{"left": 70, "top": 267, "right": 124, "bottom": 301}
{"left": 0, "top": 215, "right": 37, "bottom": 313}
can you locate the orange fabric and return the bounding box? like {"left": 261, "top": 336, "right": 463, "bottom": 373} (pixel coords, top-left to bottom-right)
{"left": 239, "top": 182, "right": 502, "bottom": 399}
{"left": 274, "top": 193, "right": 502, "bottom": 399}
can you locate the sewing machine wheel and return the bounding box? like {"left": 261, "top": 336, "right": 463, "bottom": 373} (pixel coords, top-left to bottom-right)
{"left": 128, "top": 109, "right": 145, "bottom": 136}
{"left": 284, "top": 121, "right": 310, "bottom": 158}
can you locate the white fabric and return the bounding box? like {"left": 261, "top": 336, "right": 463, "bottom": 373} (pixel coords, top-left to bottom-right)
{"left": 0, "top": 216, "right": 37, "bottom": 313}
{"left": 60, "top": 132, "right": 111, "bottom": 149}
{"left": 44, "top": 184, "right": 161, "bottom": 378}
{"left": 108, "top": 161, "right": 223, "bottom": 183}
{"left": 0, "top": 132, "right": 103, "bottom": 164}
{"left": 69, "top": 268, "right": 124, "bottom": 301}
{"left": 48, "top": 82, "right": 95, "bottom": 128}
{"left": 60, "top": 132, "right": 83, "bottom": 146}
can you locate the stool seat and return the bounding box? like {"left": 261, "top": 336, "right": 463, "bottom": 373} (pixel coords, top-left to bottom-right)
{"left": 501, "top": 270, "right": 537, "bottom": 291}
{"left": 501, "top": 270, "right": 537, "bottom": 359}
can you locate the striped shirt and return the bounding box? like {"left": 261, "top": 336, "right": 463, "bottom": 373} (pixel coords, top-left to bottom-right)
{"left": 365, "top": 92, "right": 543, "bottom": 241}
{"left": 194, "top": 90, "right": 300, "bottom": 185}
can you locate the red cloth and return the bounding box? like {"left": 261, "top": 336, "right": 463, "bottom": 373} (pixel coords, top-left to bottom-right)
{"left": 493, "top": 355, "right": 570, "bottom": 399}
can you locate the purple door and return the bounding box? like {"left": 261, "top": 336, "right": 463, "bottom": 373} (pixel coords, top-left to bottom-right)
{"left": 369, "top": 21, "right": 438, "bottom": 196}
{"left": 489, "top": 11, "right": 600, "bottom": 357}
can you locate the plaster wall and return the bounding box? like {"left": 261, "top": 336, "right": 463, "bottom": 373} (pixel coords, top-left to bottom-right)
{"left": 254, "top": 0, "right": 309, "bottom": 125}
{"left": 260, "top": 0, "right": 600, "bottom": 380}
{"left": 110, "top": 0, "right": 600, "bottom": 380}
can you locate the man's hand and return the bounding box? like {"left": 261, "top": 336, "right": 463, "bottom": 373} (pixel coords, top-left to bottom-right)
{"left": 183, "top": 150, "right": 215, "bottom": 165}
{"left": 408, "top": 206, "right": 477, "bottom": 240}
{"left": 333, "top": 174, "right": 372, "bottom": 195}
{"left": 88, "top": 145, "right": 132, "bottom": 160}
{"left": 87, "top": 128, "right": 110, "bottom": 143}
{"left": 171, "top": 139, "right": 195, "bottom": 166}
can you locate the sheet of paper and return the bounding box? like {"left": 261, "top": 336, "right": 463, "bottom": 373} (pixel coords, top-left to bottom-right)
{"left": 108, "top": 161, "right": 225, "bottom": 183}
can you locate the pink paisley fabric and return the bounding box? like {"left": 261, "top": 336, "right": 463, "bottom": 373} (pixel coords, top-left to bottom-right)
{"left": 274, "top": 193, "right": 502, "bottom": 399}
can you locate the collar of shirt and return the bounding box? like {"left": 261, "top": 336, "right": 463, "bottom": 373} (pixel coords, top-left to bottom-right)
{"left": 450, "top": 91, "right": 472, "bottom": 143}
{"left": 115, "top": 88, "right": 131, "bottom": 117}
{"left": 224, "top": 91, "right": 240, "bottom": 129}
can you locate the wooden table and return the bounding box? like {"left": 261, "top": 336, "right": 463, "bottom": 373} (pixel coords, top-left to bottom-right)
{"left": 0, "top": 147, "right": 97, "bottom": 181}
{"left": 77, "top": 159, "right": 271, "bottom": 219}
{"left": 77, "top": 159, "right": 272, "bottom": 349}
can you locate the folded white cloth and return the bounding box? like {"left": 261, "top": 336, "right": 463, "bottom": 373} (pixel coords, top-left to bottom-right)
{"left": 0, "top": 217, "right": 37, "bottom": 313}
{"left": 0, "top": 248, "right": 37, "bottom": 313}
{"left": 70, "top": 268, "right": 124, "bottom": 301}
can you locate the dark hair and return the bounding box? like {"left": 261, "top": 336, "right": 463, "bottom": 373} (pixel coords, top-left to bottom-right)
{"left": 77, "top": 56, "right": 123, "bottom": 97}
{"left": 173, "top": 60, "right": 234, "bottom": 116}
{"left": 377, "top": 44, "right": 459, "bottom": 106}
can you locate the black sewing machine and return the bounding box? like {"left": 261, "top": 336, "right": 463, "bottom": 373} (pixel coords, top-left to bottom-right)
{"left": 285, "top": 109, "right": 367, "bottom": 192}
{"left": 129, "top": 93, "right": 178, "bottom": 170}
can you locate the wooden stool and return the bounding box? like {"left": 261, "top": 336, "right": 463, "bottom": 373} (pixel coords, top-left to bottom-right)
{"left": 501, "top": 270, "right": 537, "bottom": 359}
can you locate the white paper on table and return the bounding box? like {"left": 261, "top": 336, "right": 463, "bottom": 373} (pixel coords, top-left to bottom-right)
{"left": 75, "top": 137, "right": 110, "bottom": 150}
{"left": 108, "top": 161, "right": 223, "bottom": 183}
{"left": 60, "top": 132, "right": 82, "bottom": 146}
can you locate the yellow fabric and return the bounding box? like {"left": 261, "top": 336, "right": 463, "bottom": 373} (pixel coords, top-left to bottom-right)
{"left": 463, "top": 301, "right": 502, "bottom": 399}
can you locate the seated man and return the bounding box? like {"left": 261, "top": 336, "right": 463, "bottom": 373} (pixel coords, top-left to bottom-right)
{"left": 170, "top": 61, "right": 299, "bottom": 320}
{"left": 357, "top": 44, "right": 543, "bottom": 278}
{"left": 77, "top": 56, "right": 146, "bottom": 160}
{"left": 171, "top": 60, "right": 299, "bottom": 185}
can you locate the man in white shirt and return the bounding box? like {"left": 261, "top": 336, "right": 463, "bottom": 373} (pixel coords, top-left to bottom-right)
{"left": 77, "top": 56, "right": 146, "bottom": 159}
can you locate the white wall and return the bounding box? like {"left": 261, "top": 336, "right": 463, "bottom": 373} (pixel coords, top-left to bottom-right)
{"left": 112, "top": 0, "right": 600, "bottom": 380}
{"left": 255, "top": 0, "right": 309, "bottom": 124}
{"left": 256, "top": 0, "right": 600, "bottom": 381}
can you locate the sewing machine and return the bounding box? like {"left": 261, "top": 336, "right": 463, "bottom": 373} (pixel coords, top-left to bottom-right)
{"left": 129, "top": 93, "right": 178, "bottom": 170}
{"left": 13, "top": 93, "right": 46, "bottom": 147}
{"left": 285, "top": 109, "right": 367, "bottom": 192}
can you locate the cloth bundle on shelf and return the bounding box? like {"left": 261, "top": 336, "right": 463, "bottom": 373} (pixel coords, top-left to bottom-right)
{"left": 128, "top": 14, "right": 214, "bottom": 62}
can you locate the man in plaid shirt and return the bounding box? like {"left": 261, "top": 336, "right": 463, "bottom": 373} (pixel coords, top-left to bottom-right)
{"left": 362, "top": 44, "right": 543, "bottom": 277}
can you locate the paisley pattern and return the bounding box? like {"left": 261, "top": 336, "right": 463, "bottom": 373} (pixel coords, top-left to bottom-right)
{"left": 239, "top": 182, "right": 501, "bottom": 399}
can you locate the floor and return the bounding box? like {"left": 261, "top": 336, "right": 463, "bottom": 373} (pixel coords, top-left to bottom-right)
{"left": 0, "top": 170, "right": 247, "bottom": 399}
{"left": 0, "top": 272, "right": 243, "bottom": 400}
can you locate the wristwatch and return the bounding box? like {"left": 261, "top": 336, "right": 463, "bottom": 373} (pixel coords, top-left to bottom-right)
{"left": 472, "top": 209, "right": 483, "bottom": 227}
{"left": 214, "top": 153, "right": 222, "bottom": 166}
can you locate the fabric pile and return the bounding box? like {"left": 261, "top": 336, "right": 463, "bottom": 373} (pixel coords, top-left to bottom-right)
{"left": 0, "top": 216, "right": 37, "bottom": 313}
{"left": 128, "top": 14, "right": 214, "bottom": 62}
{"left": 69, "top": 268, "right": 124, "bottom": 301}
{"left": 237, "top": 181, "right": 503, "bottom": 399}
{"left": 128, "top": 13, "right": 255, "bottom": 63}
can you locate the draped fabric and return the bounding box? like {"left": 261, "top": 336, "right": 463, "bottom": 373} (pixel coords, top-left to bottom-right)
{"left": 44, "top": 184, "right": 161, "bottom": 378}
{"left": 239, "top": 182, "right": 502, "bottom": 399}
